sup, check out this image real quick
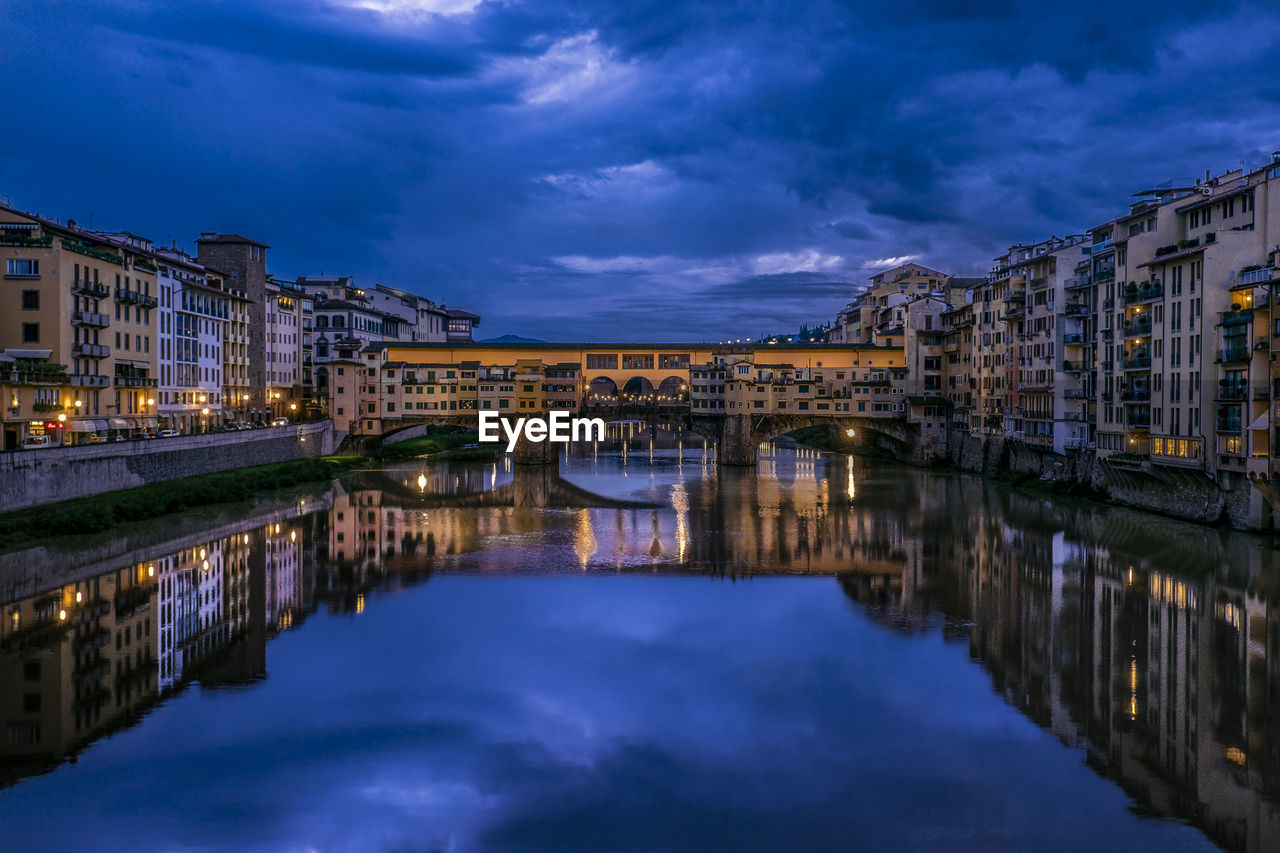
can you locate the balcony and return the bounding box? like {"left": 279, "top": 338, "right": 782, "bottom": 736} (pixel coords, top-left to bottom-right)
{"left": 1216, "top": 383, "right": 1248, "bottom": 401}
{"left": 3, "top": 368, "right": 68, "bottom": 386}
{"left": 115, "top": 288, "right": 158, "bottom": 308}
{"left": 1064, "top": 389, "right": 1088, "bottom": 400}
{"left": 1094, "top": 266, "right": 1116, "bottom": 282}
{"left": 1219, "top": 309, "right": 1253, "bottom": 327}
{"left": 71, "top": 374, "right": 109, "bottom": 387}
{"left": 1216, "top": 347, "right": 1251, "bottom": 364}
{"left": 72, "top": 280, "right": 110, "bottom": 298}
{"left": 1102, "top": 299, "right": 1115, "bottom": 311}
{"left": 1062, "top": 360, "right": 1085, "bottom": 373}
{"left": 1063, "top": 333, "right": 1085, "bottom": 345}
{"left": 1123, "top": 318, "right": 1152, "bottom": 338}
{"left": 1239, "top": 267, "right": 1276, "bottom": 286}
{"left": 1127, "top": 416, "right": 1151, "bottom": 429}
{"left": 113, "top": 375, "right": 158, "bottom": 388}
{"left": 1123, "top": 354, "right": 1151, "bottom": 370}
{"left": 1122, "top": 388, "right": 1151, "bottom": 402}
{"left": 1065, "top": 276, "right": 1092, "bottom": 290}
{"left": 1123, "top": 283, "right": 1163, "bottom": 305}
{"left": 72, "top": 311, "right": 110, "bottom": 328}
{"left": 1090, "top": 237, "right": 1114, "bottom": 256}
{"left": 1030, "top": 276, "right": 1049, "bottom": 290}
{"left": 1217, "top": 421, "right": 1243, "bottom": 435}
{"left": 1064, "top": 304, "right": 1089, "bottom": 318}
{"left": 72, "top": 342, "right": 110, "bottom": 358}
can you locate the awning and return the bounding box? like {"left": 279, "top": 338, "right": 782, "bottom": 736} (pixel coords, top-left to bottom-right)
{"left": 1248, "top": 413, "right": 1270, "bottom": 431}
{"left": 142, "top": 418, "right": 158, "bottom": 428}
{"left": 2, "top": 348, "right": 53, "bottom": 360}
{"left": 108, "top": 418, "right": 129, "bottom": 429}
{"left": 67, "top": 420, "right": 98, "bottom": 433}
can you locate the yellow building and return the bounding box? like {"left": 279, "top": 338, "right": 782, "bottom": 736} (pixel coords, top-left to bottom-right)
{"left": 0, "top": 206, "right": 159, "bottom": 447}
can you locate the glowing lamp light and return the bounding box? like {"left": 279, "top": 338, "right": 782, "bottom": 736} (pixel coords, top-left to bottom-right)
{"left": 846, "top": 428, "right": 856, "bottom": 437}
{"left": 58, "top": 609, "right": 67, "bottom": 621}
{"left": 417, "top": 473, "right": 427, "bottom": 491}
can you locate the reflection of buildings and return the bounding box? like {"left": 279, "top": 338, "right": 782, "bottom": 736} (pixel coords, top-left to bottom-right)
{"left": 0, "top": 519, "right": 301, "bottom": 788}
{"left": 837, "top": 474, "right": 1280, "bottom": 853}
{"left": 1, "top": 560, "right": 158, "bottom": 785}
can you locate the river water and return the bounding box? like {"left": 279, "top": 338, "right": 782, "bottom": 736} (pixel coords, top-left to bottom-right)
{"left": 0, "top": 424, "right": 1277, "bottom": 851}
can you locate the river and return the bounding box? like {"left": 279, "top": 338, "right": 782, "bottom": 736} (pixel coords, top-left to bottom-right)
{"left": 0, "top": 423, "right": 1276, "bottom": 851}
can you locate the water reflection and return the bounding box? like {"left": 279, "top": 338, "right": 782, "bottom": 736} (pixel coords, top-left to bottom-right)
{"left": 0, "top": 424, "right": 1277, "bottom": 850}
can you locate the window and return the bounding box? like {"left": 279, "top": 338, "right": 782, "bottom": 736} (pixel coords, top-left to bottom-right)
{"left": 6, "top": 258, "right": 38, "bottom": 277}
{"left": 21, "top": 323, "right": 38, "bottom": 342}
{"left": 21, "top": 290, "right": 38, "bottom": 310}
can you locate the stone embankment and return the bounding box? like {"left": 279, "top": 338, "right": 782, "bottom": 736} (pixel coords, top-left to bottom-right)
{"left": 0, "top": 422, "right": 334, "bottom": 513}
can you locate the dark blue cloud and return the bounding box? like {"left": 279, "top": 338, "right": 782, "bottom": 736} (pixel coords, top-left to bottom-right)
{"left": 1, "top": 0, "right": 1278, "bottom": 340}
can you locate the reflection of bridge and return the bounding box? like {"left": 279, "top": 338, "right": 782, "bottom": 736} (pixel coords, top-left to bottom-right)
{"left": 350, "top": 465, "right": 662, "bottom": 509}
{"left": 379, "top": 412, "right": 912, "bottom": 467}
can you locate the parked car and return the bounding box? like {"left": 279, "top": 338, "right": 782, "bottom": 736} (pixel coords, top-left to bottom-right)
{"left": 271, "top": 417, "right": 290, "bottom": 427}
{"left": 23, "top": 435, "right": 55, "bottom": 449}
{"left": 85, "top": 433, "right": 107, "bottom": 444}
{"left": 157, "top": 429, "right": 180, "bottom": 438}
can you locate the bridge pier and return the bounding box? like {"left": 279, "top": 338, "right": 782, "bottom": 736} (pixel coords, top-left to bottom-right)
{"left": 719, "top": 414, "right": 758, "bottom": 466}
{"left": 511, "top": 434, "right": 558, "bottom": 466}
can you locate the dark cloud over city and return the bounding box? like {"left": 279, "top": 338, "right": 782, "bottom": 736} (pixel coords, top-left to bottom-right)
{"left": 3, "top": 0, "right": 1279, "bottom": 340}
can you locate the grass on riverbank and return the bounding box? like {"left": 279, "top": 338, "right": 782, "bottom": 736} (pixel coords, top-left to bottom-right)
{"left": 371, "top": 428, "right": 497, "bottom": 462}
{"left": 0, "top": 455, "right": 367, "bottom": 550}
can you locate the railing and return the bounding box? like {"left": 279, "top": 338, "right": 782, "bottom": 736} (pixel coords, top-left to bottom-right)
{"left": 1064, "top": 305, "right": 1089, "bottom": 317}
{"left": 1123, "top": 355, "right": 1151, "bottom": 369}
{"left": 1216, "top": 348, "right": 1251, "bottom": 363}
{"left": 1124, "top": 284, "right": 1163, "bottom": 305}
{"left": 3, "top": 369, "right": 68, "bottom": 386}
{"left": 72, "top": 280, "right": 110, "bottom": 298}
{"left": 113, "top": 376, "right": 158, "bottom": 388}
{"left": 1065, "top": 277, "right": 1091, "bottom": 290}
{"left": 1127, "top": 416, "right": 1151, "bottom": 428}
{"left": 1217, "top": 421, "right": 1243, "bottom": 435}
{"left": 1123, "top": 319, "right": 1152, "bottom": 337}
{"left": 1216, "top": 384, "right": 1248, "bottom": 401}
{"left": 1064, "top": 389, "right": 1087, "bottom": 399}
{"left": 71, "top": 374, "right": 109, "bottom": 387}
{"left": 115, "top": 288, "right": 158, "bottom": 308}
{"left": 72, "top": 342, "right": 110, "bottom": 358}
{"left": 72, "top": 311, "right": 110, "bottom": 328}
{"left": 1062, "top": 333, "right": 1086, "bottom": 345}
{"left": 1122, "top": 389, "right": 1151, "bottom": 402}
{"left": 1239, "top": 267, "right": 1276, "bottom": 286}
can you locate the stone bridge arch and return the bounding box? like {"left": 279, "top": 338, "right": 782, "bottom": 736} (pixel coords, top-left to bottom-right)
{"left": 588, "top": 376, "right": 618, "bottom": 403}
{"left": 656, "top": 375, "right": 686, "bottom": 400}
{"left": 718, "top": 413, "right": 912, "bottom": 465}
{"left": 621, "top": 376, "right": 655, "bottom": 400}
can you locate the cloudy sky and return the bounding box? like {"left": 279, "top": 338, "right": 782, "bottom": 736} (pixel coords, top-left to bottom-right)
{"left": 3, "top": 1, "right": 1279, "bottom": 340}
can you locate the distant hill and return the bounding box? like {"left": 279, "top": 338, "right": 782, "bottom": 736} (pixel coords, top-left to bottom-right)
{"left": 480, "top": 334, "right": 545, "bottom": 344}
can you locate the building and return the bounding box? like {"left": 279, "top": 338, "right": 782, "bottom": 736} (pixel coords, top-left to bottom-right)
{"left": 154, "top": 248, "right": 230, "bottom": 432}
{"left": 0, "top": 206, "right": 160, "bottom": 448}
{"left": 195, "top": 233, "right": 271, "bottom": 423}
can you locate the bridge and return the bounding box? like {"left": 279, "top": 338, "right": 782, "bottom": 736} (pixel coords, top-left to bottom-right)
{"left": 339, "top": 340, "right": 919, "bottom": 465}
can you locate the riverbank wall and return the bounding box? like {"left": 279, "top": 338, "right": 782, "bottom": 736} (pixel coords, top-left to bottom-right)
{"left": 940, "top": 430, "right": 1273, "bottom": 531}
{"left": 0, "top": 422, "right": 334, "bottom": 513}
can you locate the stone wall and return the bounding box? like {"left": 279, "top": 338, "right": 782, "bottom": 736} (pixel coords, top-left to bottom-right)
{"left": 0, "top": 422, "right": 333, "bottom": 513}
{"left": 938, "top": 429, "right": 1272, "bottom": 532}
